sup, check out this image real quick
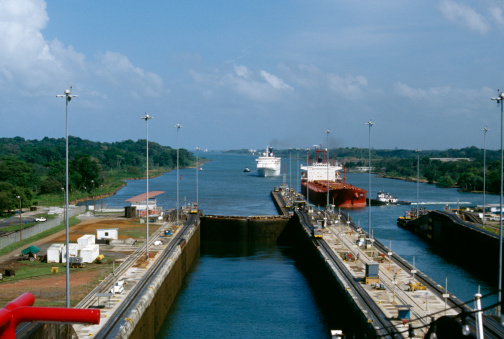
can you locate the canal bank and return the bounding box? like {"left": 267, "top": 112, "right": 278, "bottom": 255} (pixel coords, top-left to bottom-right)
{"left": 398, "top": 210, "right": 504, "bottom": 286}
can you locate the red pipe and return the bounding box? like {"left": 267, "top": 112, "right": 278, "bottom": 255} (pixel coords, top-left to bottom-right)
{"left": 0, "top": 293, "right": 100, "bottom": 339}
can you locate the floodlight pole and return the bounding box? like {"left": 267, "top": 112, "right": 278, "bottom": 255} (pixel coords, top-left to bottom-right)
{"left": 416, "top": 149, "right": 421, "bottom": 218}
{"left": 91, "top": 180, "right": 95, "bottom": 215}
{"left": 289, "top": 149, "right": 292, "bottom": 190}
{"left": 175, "top": 124, "right": 182, "bottom": 224}
{"left": 482, "top": 126, "right": 488, "bottom": 225}
{"left": 56, "top": 88, "right": 77, "bottom": 308}
{"left": 306, "top": 147, "right": 310, "bottom": 205}
{"left": 326, "top": 130, "right": 331, "bottom": 208}
{"left": 491, "top": 91, "right": 504, "bottom": 317}
{"left": 365, "top": 120, "right": 374, "bottom": 236}
{"left": 196, "top": 147, "right": 199, "bottom": 205}
{"left": 16, "top": 196, "right": 21, "bottom": 241}
{"left": 141, "top": 114, "right": 153, "bottom": 261}
{"left": 296, "top": 148, "right": 300, "bottom": 193}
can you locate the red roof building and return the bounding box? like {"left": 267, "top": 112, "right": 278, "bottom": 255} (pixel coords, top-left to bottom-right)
{"left": 125, "top": 191, "right": 165, "bottom": 203}
{"left": 126, "top": 191, "right": 165, "bottom": 217}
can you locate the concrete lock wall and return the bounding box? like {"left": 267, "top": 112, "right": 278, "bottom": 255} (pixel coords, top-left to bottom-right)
{"left": 200, "top": 215, "right": 290, "bottom": 242}
{"left": 129, "top": 225, "right": 200, "bottom": 339}
{"left": 286, "top": 213, "right": 375, "bottom": 334}
{"left": 201, "top": 216, "right": 249, "bottom": 242}
{"left": 401, "top": 210, "right": 504, "bottom": 285}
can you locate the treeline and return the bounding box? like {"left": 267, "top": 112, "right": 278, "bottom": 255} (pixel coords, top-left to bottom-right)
{"left": 273, "top": 146, "right": 501, "bottom": 193}
{"left": 0, "top": 137, "right": 195, "bottom": 211}
{"left": 343, "top": 146, "right": 501, "bottom": 193}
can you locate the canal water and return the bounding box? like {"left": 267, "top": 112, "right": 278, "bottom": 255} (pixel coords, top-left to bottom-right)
{"left": 99, "top": 152, "right": 500, "bottom": 338}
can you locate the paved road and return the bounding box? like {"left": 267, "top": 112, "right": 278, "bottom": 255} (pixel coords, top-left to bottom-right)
{"left": 0, "top": 209, "right": 46, "bottom": 229}
{"left": 0, "top": 217, "right": 38, "bottom": 229}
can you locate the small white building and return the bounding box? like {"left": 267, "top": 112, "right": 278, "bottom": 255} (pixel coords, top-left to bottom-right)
{"left": 77, "top": 234, "right": 95, "bottom": 250}
{"left": 81, "top": 244, "right": 100, "bottom": 263}
{"left": 47, "top": 243, "right": 64, "bottom": 263}
{"left": 97, "top": 228, "right": 118, "bottom": 241}
{"left": 61, "top": 243, "right": 79, "bottom": 263}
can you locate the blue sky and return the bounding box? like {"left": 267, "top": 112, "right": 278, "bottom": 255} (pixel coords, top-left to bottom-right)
{"left": 1, "top": 0, "right": 504, "bottom": 151}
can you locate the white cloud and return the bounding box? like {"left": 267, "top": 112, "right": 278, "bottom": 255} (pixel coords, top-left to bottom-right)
{"left": 490, "top": 6, "right": 504, "bottom": 26}
{"left": 92, "top": 51, "right": 164, "bottom": 98}
{"left": 394, "top": 82, "right": 451, "bottom": 99}
{"left": 439, "top": 1, "right": 490, "bottom": 33}
{"left": 260, "top": 70, "right": 293, "bottom": 90}
{"left": 191, "top": 64, "right": 293, "bottom": 102}
{"left": 234, "top": 64, "right": 250, "bottom": 78}
{"left": 394, "top": 82, "right": 495, "bottom": 116}
{"left": 327, "top": 74, "right": 368, "bottom": 97}
{"left": 0, "top": 0, "right": 164, "bottom": 97}
{"left": 278, "top": 64, "right": 369, "bottom": 99}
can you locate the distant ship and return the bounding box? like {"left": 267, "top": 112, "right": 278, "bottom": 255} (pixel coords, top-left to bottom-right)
{"left": 301, "top": 146, "right": 366, "bottom": 208}
{"left": 256, "top": 147, "right": 281, "bottom": 177}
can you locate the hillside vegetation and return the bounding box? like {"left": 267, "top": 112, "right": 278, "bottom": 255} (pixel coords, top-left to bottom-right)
{"left": 259, "top": 146, "right": 500, "bottom": 193}
{"left": 0, "top": 137, "right": 195, "bottom": 213}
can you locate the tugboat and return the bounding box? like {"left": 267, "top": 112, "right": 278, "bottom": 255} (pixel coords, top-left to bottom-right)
{"left": 244, "top": 167, "right": 251, "bottom": 172}
{"left": 370, "top": 191, "right": 411, "bottom": 206}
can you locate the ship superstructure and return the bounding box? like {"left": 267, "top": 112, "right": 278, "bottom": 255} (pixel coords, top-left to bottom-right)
{"left": 256, "top": 147, "right": 281, "bottom": 177}
{"left": 300, "top": 147, "right": 366, "bottom": 208}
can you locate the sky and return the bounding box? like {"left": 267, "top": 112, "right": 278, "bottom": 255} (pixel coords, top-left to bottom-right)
{"left": 1, "top": 0, "right": 504, "bottom": 152}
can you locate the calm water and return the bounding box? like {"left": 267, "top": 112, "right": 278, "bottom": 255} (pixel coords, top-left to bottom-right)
{"left": 99, "top": 152, "right": 500, "bottom": 337}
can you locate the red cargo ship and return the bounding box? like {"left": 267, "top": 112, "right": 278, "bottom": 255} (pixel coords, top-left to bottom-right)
{"left": 301, "top": 147, "right": 367, "bottom": 208}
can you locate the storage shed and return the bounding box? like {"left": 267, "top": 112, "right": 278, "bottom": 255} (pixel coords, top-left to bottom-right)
{"left": 47, "top": 243, "right": 64, "bottom": 263}
{"left": 81, "top": 244, "right": 100, "bottom": 263}
{"left": 61, "top": 243, "right": 79, "bottom": 263}
{"left": 77, "top": 235, "right": 95, "bottom": 250}
{"left": 97, "top": 228, "right": 118, "bottom": 241}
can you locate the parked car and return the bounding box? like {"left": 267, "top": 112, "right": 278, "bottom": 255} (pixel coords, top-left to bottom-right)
{"left": 35, "top": 217, "right": 47, "bottom": 222}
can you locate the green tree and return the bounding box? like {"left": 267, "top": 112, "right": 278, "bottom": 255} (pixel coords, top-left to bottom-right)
{"left": 0, "top": 156, "right": 37, "bottom": 188}
{"left": 437, "top": 175, "right": 456, "bottom": 188}
{"left": 71, "top": 155, "right": 103, "bottom": 189}
{"left": 40, "top": 177, "right": 64, "bottom": 194}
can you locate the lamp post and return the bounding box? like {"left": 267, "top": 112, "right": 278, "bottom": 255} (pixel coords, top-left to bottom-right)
{"left": 296, "top": 148, "right": 300, "bottom": 193}
{"left": 482, "top": 126, "right": 488, "bottom": 225}
{"left": 99, "top": 185, "right": 104, "bottom": 212}
{"left": 289, "top": 149, "right": 292, "bottom": 191}
{"left": 175, "top": 124, "right": 182, "bottom": 224}
{"left": 416, "top": 149, "right": 421, "bottom": 218}
{"left": 326, "top": 130, "right": 331, "bottom": 208}
{"left": 141, "top": 113, "right": 153, "bottom": 261}
{"left": 305, "top": 147, "right": 310, "bottom": 206}
{"left": 91, "top": 180, "right": 95, "bottom": 215}
{"left": 195, "top": 147, "right": 199, "bottom": 205}
{"left": 365, "top": 120, "right": 374, "bottom": 236}
{"left": 16, "top": 196, "right": 21, "bottom": 241}
{"left": 491, "top": 90, "right": 504, "bottom": 316}
{"left": 56, "top": 87, "right": 77, "bottom": 309}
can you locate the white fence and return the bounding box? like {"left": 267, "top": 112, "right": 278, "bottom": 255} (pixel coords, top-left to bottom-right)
{"left": 0, "top": 206, "right": 86, "bottom": 251}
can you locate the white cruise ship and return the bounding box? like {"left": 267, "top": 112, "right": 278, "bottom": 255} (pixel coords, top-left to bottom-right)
{"left": 255, "top": 147, "right": 281, "bottom": 177}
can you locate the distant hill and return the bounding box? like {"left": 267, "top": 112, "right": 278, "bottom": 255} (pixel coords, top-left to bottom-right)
{"left": 0, "top": 136, "right": 195, "bottom": 213}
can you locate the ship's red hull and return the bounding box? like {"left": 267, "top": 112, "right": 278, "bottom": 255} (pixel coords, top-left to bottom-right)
{"left": 301, "top": 180, "right": 367, "bottom": 208}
